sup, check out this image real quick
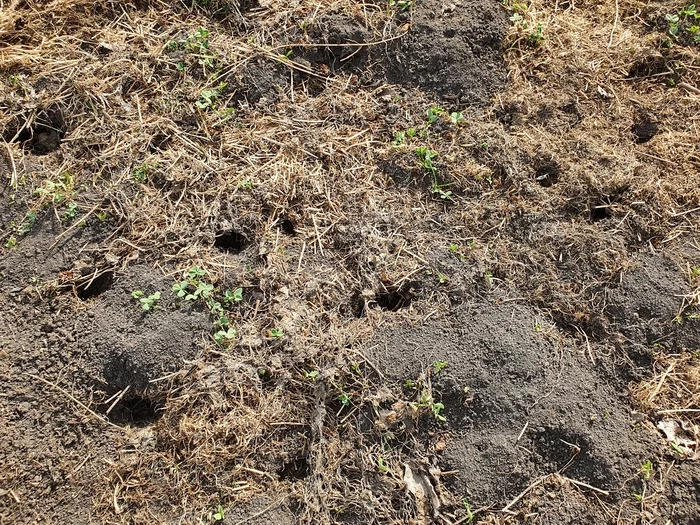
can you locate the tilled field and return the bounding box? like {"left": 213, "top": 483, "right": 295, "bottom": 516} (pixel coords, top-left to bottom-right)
{"left": 1, "top": 0, "right": 699, "bottom": 523}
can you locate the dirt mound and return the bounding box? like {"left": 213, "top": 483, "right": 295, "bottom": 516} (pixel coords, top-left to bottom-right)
{"left": 384, "top": 0, "right": 508, "bottom": 103}
{"left": 368, "top": 302, "right": 652, "bottom": 508}
{"left": 82, "top": 265, "right": 209, "bottom": 392}
{"left": 607, "top": 254, "right": 700, "bottom": 350}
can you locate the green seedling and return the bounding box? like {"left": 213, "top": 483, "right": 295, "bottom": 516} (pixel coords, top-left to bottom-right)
{"left": 350, "top": 362, "right": 362, "bottom": 375}
{"left": 173, "top": 281, "right": 189, "bottom": 298}
{"left": 223, "top": 288, "right": 243, "bottom": 305}
{"left": 196, "top": 83, "right": 227, "bottom": 110}
{"left": 376, "top": 456, "right": 389, "bottom": 473}
{"left": 338, "top": 392, "right": 351, "bottom": 406}
{"left": 4, "top": 236, "right": 17, "bottom": 249}
{"left": 390, "top": 0, "right": 413, "bottom": 11}
{"left": 529, "top": 23, "right": 546, "bottom": 43}
{"left": 392, "top": 131, "right": 406, "bottom": 146}
{"left": 416, "top": 147, "right": 438, "bottom": 174}
{"left": 64, "top": 202, "right": 78, "bottom": 220}
{"left": 187, "top": 266, "right": 206, "bottom": 279}
{"left": 433, "top": 361, "right": 448, "bottom": 374}
{"left": 426, "top": 106, "right": 444, "bottom": 124}
{"left": 640, "top": 460, "right": 653, "bottom": 480}
{"left": 269, "top": 328, "right": 284, "bottom": 338}
{"left": 133, "top": 164, "right": 149, "bottom": 183}
{"left": 406, "top": 127, "right": 417, "bottom": 139}
{"left": 131, "top": 290, "right": 161, "bottom": 311}
{"left": 302, "top": 369, "right": 319, "bottom": 379}
{"left": 450, "top": 111, "right": 465, "bottom": 124}
{"left": 436, "top": 272, "right": 449, "bottom": 284}
{"left": 34, "top": 173, "right": 74, "bottom": 205}
{"left": 214, "top": 326, "right": 237, "bottom": 346}
{"left": 463, "top": 499, "right": 475, "bottom": 523}
{"left": 213, "top": 504, "right": 225, "bottom": 521}
{"left": 431, "top": 402, "right": 446, "bottom": 421}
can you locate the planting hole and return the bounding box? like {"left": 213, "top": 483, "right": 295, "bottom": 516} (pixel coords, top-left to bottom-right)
{"left": 107, "top": 395, "right": 162, "bottom": 426}
{"left": 214, "top": 229, "right": 248, "bottom": 254}
{"left": 534, "top": 161, "right": 560, "bottom": 187}
{"left": 375, "top": 285, "right": 412, "bottom": 311}
{"left": 278, "top": 218, "right": 295, "bottom": 235}
{"left": 3, "top": 109, "right": 65, "bottom": 155}
{"left": 632, "top": 115, "right": 658, "bottom": 144}
{"left": 279, "top": 455, "right": 310, "bottom": 480}
{"left": 590, "top": 202, "right": 612, "bottom": 221}
{"left": 76, "top": 271, "right": 113, "bottom": 300}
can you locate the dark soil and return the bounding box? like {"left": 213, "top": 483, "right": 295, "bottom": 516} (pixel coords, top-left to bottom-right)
{"left": 368, "top": 302, "right": 653, "bottom": 513}
{"left": 384, "top": 0, "right": 509, "bottom": 103}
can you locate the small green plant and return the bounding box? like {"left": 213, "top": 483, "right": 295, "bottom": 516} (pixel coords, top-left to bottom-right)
{"left": 410, "top": 388, "right": 447, "bottom": 422}
{"left": 8, "top": 74, "right": 21, "bottom": 85}
{"left": 463, "top": 499, "right": 475, "bottom": 523}
{"left": 350, "top": 362, "right": 362, "bottom": 375}
{"left": 691, "top": 266, "right": 700, "bottom": 276}
{"left": 416, "top": 147, "right": 438, "bottom": 173}
{"left": 302, "top": 369, "right": 319, "bottom": 379}
{"left": 131, "top": 290, "right": 161, "bottom": 311}
{"left": 432, "top": 361, "right": 448, "bottom": 374}
{"left": 214, "top": 326, "right": 237, "bottom": 346}
{"left": 450, "top": 111, "right": 465, "bottom": 124}
{"left": 376, "top": 456, "right": 389, "bottom": 473}
{"left": 390, "top": 0, "right": 413, "bottom": 11}
{"left": 338, "top": 392, "right": 351, "bottom": 406}
{"left": 640, "top": 460, "right": 653, "bottom": 479}
{"left": 4, "top": 236, "right": 17, "bottom": 249}
{"left": 529, "top": 23, "right": 546, "bottom": 43}
{"left": 213, "top": 504, "right": 225, "bottom": 521}
{"left": 436, "top": 272, "right": 449, "bottom": 284}
{"left": 269, "top": 328, "right": 285, "bottom": 338}
{"left": 392, "top": 130, "right": 406, "bottom": 146}
{"left": 63, "top": 202, "right": 78, "bottom": 220}
{"left": 133, "top": 164, "right": 150, "bottom": 183}
{"left": 196, "top": 83, "right": 227, "bottom": 110}
{"left": 666, "top": 4, "right": 700, "bottom": 42}
{"left": 426, "top": 106, "right": 444, "bottom": 124}
{"left": 223, "top": 288, "right": 243, "bottom": 305}
{"left": 34, "top": 173, "right": 74, "bottom": 205}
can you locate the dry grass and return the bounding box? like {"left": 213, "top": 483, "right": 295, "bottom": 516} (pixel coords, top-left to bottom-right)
{"left": 1, "top": 0, "right": 700, "bottom": 523}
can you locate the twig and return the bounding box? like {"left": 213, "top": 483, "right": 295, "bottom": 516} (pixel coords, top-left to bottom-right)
{"left": 678, "top": 82, "right": 700, "bottom": 95}
{"left": 561, "top": 475, "right": 610, "bottom": 495}
{"left": 608, "top": 0, "right": 619, "bottom": 48}
{"left": 25, "top": 373, "right": 123, "bottom": 430}
{"left": 501, "top": 476, "right": 546, "bottom": 512}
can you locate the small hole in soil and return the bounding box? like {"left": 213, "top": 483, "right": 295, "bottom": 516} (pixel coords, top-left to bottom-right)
{"left": 3, "top": 110, "right": 65, "bottom": 155}
{"left": 214, "top": 229, "right": 248, "bottom": 254}
{"left": 535, "top": 161, "right": 561, "bottom": 187}
{"left": 147, "top": 133, "right": 171, "bottom": 152}
{"left": 107, "top": 395, "right": 162, "bottom": 426}
{"left": 590, "top": 201, "right": 612, "bottom": 221}
{"left": 76, "top": 271, "right": 113, "bottom": 300}
{"left": 375, "top": 285, "right": 412, "bottom": 311}
{"left": 632, "top": 115, "right": 658, "bottom": 144}
{"left": 279, "top": 455, "right": 310, "bottom": 480}
{"left": 278, "top": 218, "right": 295, "bottom": 235}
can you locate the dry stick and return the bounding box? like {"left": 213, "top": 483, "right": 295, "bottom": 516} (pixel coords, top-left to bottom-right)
{"left": 561, "top": 476, "right": 610, "bottom": 496}
{"left": 658, "top": 408, "right": 700, "bottom": 414}
{"left": 608, "top": 0, "right": 619, "bottom": 48}
{"left": 232, "top": 498, "right": 287, "bottom": 525}
{"left": 105, "top": 385, "right": 131, "bottom": 416}
{"left": 49, "top": 201, "right": 102, "bottom": 249}
{"left": 501, "top": 476, "right": 547, "bottom": 513}
{"left": 678, "top": 82, "right": 700, "bottom": 95}
{"left": 648, "top": 362, "right": 675, "bottom": 403}
{"left": 26, "top": 373, "right": 123, "bottom": 431}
